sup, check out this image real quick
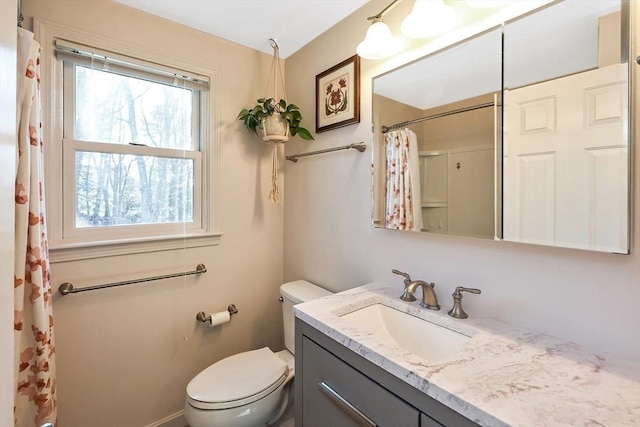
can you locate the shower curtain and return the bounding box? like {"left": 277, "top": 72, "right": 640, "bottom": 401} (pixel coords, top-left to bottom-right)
{"left": 14, "top": 27, "right": 57, "bottom": 427}
{"left": 385, "top": 129, "right": 423, "bottom": 231}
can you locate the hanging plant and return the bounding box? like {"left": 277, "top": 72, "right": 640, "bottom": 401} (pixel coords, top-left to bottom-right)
{"left": 236, "top": 39, "right": 314, "bottom": 204}
{"left": 237, "top": 97, "right": 314, "bottom": 142}
{"left": 237, "top": 38, "right": 313, "bottom": 144}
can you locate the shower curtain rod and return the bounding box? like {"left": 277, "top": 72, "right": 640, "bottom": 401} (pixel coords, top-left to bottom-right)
{"left": 380, "top": 101, "right": 497, "bottom": 133}
{"left": 17, "top": 0, "right": 23, "bottom": 26}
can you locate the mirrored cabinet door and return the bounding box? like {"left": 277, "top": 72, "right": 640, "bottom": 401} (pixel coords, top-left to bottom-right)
{"left": 502, "top": 0, "right": 630, "bottom": 253}
{"left": 371, "top": 0, "right": 632, "bottom": 254}
{"left": 372, "top": 28, "right": 502, "bottom": 239}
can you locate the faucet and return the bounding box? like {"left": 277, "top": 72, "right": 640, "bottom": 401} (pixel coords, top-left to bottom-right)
{"left": 405, "top": 280, "right": 440, "bottom": 310}
{"left": 392, "top": 269, "right": 440, "bottom": 310}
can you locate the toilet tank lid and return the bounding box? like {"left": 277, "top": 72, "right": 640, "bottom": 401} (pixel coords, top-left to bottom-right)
{"left": 280, "top": 280, "right": 332, "bottom": 304}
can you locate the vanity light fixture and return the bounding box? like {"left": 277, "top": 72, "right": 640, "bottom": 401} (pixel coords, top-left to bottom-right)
{"left": 401, "top": 0, "right": 457, "bottom": 39}
{"left": 356, "top": 0, "right": 402, "bottom": 60}
{"left": 356, "top": 0, "right": 460, "bottom": 59}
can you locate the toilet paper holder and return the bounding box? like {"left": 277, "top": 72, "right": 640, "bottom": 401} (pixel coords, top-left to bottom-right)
{"left": 196, "top": 304, "right": 238, "bottom": 323}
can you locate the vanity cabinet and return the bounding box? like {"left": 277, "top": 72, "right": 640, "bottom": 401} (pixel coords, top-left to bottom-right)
{"left": 295, "top": 319, "right": 479, "bottom": 427}
{"left": 301, "top": 336, "right": 419, "bottom": 426}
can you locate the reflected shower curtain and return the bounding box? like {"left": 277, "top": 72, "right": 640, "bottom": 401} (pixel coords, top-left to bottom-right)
{"left": 14, "top": 28, "right": 57, "bottom": 427}
{"left": 385, "top": 129, "right": 422, "bottom": 231}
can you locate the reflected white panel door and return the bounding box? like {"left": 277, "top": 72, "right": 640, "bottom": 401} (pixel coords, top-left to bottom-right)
{"left": 503, "top": 63, "right": 628, "bottom": 252}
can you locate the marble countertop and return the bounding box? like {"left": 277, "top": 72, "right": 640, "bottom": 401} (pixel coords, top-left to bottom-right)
{"left": 294, "top": 282, "right": 640, "bottom": 427}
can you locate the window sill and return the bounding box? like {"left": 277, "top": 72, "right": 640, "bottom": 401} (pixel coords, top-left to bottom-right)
{"left": 49, "top": 232, "right": 222, "bottom": 263}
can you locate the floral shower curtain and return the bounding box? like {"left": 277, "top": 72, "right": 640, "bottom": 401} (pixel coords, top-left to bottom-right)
{"left": 14, "top": 28, "right": 57, "bottom": 427}
{"left": 385, "top": 129, "right": 422, "bottom": 231}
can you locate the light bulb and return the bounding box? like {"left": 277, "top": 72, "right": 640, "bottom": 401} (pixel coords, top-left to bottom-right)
{"left": 357, "top": 19, "right": 401, "bottom": 60}
{"left": 401, "top": 0, "right": 457, "bottom": 39}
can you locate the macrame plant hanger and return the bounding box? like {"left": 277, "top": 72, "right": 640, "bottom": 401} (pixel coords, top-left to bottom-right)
{"left": 264, "top": 38, "right": 288, "bottom": 203}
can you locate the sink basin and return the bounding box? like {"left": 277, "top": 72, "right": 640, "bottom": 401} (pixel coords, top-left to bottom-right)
{"left": 340, "top": 304, "right": 470, "bottom": 363}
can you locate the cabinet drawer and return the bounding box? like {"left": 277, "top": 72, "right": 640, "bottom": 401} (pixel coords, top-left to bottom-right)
{"left": 301, "top": 336, "right": 420, "bottom": 427}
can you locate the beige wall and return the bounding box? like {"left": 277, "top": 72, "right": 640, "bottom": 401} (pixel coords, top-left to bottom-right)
{"left": 419, "top": 93, "right": 495, "bottom": 152}
{"left": 11, "top": 1, "right": 639, "bottom": 425}
{"left": 24, "top": 1, "right": 285, "bottom": 426}
{"left": 284, "top": 0, "right": 640, "bottom": 362}
{"left": 373, "top": 94, "right": 424, "bottom": 141}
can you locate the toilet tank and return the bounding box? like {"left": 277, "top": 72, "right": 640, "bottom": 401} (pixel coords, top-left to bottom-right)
{"left": 280, "top": 280, "right": 332, "bottom": 354}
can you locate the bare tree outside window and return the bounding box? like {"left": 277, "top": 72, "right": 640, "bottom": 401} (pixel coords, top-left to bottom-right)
{"left": 73, "top": 66, "right": 195, "bottom": 227}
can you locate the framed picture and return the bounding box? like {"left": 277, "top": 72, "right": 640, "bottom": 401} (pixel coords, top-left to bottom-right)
{"left": 315, "top": 55, "right": 360, "bottom": 133}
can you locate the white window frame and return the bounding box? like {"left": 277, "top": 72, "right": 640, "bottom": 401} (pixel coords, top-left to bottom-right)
{"left": 36, "top": 20, "right": 221, "bottom": 262}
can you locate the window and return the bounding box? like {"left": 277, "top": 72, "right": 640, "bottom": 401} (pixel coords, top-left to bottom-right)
{"left": 49, "top": 39, "right": 219, "bottom": 258}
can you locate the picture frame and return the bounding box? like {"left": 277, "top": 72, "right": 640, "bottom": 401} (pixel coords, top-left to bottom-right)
{"left": 315, "top": 55, "right": 360, "bottom": 133}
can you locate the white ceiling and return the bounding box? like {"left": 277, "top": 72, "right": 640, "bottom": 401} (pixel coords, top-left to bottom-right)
{"left": 114, "top": 0, "right": 369, "bottom": 58}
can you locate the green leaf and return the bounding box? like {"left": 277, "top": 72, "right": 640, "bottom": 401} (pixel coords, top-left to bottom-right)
{"left": 264, "top": 99, "right": 276, "bottom": 114}
{"left": 296, "top": 127, "right": 314, "bottom": 140}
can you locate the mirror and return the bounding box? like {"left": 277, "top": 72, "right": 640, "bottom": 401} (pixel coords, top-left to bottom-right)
{"left": 503, "top": 0, "right": 630, "bottom": 253}
{"left": 372, "top": 29, "right": 502, "bottom": 239}
{"left": 371, "top": 0, "right": 631, "bottom": 253}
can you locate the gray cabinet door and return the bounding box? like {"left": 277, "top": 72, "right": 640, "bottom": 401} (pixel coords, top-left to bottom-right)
{"left": 421, "top": 413, "right": 445, "bottom": 427}
{"left": 301, "top": 336, "right": 420, "bottom": 427}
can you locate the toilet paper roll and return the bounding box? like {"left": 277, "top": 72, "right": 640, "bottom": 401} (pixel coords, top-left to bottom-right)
{"left": 208, "top": 310, "right": 231, "bottom": 327}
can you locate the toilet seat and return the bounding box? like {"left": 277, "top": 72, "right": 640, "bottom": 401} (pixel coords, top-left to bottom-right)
{"left": 186, "top": 347, "right": 288, "bottom": 410}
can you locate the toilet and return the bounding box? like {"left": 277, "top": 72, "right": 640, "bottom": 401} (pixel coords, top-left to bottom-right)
{"left": 184, "top": 280, "right": 332, "bottom": 427}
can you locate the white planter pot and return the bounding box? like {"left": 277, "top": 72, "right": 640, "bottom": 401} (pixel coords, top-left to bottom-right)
{"left": 262, "top": 115, "right": 290, "bottom": 143}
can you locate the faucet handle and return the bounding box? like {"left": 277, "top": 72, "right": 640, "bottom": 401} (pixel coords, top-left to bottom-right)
{"left": 391, "top": 269, "right": 411, "bottom": 283}
{"left": 456, "top": 287, "right": 481, "bottom": 295}
{"left": 392, "top": 269, "right": 416, "bottom": 301}
{"left": 447, "top": 286, "right": 481, "bottom": 319}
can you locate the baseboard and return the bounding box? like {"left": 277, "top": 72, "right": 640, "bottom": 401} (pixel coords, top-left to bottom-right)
{"left": 144, "top": 410, "right": 187, "bottom": 427}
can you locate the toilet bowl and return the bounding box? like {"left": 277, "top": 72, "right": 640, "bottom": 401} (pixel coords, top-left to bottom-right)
{"left": 184, "top": 280, "right": 331, "bottom": 427}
